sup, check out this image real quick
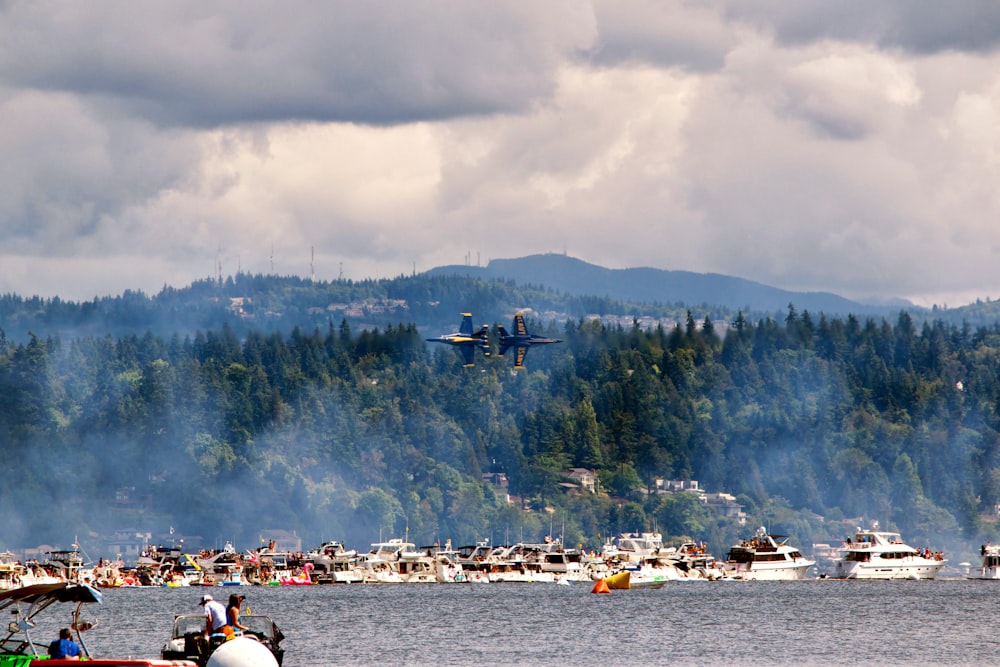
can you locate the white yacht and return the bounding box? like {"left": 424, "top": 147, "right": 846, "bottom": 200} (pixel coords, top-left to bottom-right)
{"left": 425, "top": 548, "right": 475, "bottom": 583}
{"left": 722, "top": 527, "right": 815, "bottom": 580}
{"left": 360, "top": 539, "right": 420, "bottom": 583}
{"left": 308, "top": 541, "right": 363, "bottom": 584}
{"left": 966, "top": 543, "right": 1000, "bottom": 580}
{"left": 0, "top": 552, "right": 25, "bottom": 591}
{"left": 605, "top": 533, "right": 722, "bottom": 580}
{"left": 612, "top": 532, "right": 665, "bottom": 564}
{"left": 832, "top": 524, "right": 945, "bottom": 580}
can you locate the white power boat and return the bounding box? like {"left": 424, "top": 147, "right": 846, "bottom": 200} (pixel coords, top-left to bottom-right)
{"left": 0, "top": 552, "right": 26, "bottom": 591}
{"left": 967, "top": 543, "right": 1000, "bottom": 580}
{"left": 722, "top": 527, "right": 815, "bottom": 580}
{"left": 832, "top": 524, "right": 945, "bottom": 580}
{"left": 162, "top": 611, "right": 284, "bottom": 665}
{"left": 1, "top": 581, "right": 203, "bottom": 665}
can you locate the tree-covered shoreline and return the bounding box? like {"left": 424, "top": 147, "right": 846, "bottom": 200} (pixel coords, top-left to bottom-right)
{"left": 3, "top": 299, "right": 1000, "bottom": 563}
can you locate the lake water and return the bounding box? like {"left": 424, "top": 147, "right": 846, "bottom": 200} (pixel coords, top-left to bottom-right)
{"left": 29, "top": 580, "right": 1000, "bottom": 666}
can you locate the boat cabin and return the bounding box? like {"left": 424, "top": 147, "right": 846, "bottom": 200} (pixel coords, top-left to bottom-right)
{"left": 847, "top": 530, "right": 904, "bottom": 547}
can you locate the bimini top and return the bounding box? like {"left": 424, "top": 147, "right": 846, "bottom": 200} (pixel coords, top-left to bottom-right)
{"left": 0, "top": 582, "right": 103, "bottom": 610}
{"left": 0, "top": 583, "right": 104, "bottom": 659}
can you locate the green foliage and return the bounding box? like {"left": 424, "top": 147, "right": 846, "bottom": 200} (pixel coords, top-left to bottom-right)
{"left": 654, "top": 492, "right": 710, "bottom": 538}
{"left": 5, "top": 289, "right": 1000, "bottom": 559}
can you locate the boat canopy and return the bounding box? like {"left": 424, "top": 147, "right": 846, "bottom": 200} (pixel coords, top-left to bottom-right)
{"left": 0, "top": 583, "right": 103, "bottom": 659}
{"left": 0, "top": 582, "right": 103, "bottom": 609}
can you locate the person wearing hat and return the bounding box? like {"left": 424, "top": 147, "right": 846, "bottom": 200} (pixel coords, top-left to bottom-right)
{"left": 226, "top": 593, "right": 249, "bottom": 635}
{"left": 199, "top": 594, "right": 229, "bottom": 636}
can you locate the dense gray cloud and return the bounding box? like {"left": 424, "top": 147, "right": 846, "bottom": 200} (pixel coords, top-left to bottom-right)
{"left": 1, "top": 1, "right": 1000, "bottom": 306}
{"left": 722, "top": 1, "right": 1000, "bottom": 54}
{"left": 586, "top": 1, "right": 736, "bottom": 71}
{"left": 0, "top": 1, "right": 594, "bottom": 127}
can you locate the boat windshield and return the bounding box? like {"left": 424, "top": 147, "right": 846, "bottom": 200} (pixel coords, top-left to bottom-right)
{"left": 241, "top": 616, "right": 281, "bottom": 642}
{"left": 171, "top": 614, "right": 280, "bottom": 642}
{"left": 171, "top": 615, "right": 206, "bottom": 638}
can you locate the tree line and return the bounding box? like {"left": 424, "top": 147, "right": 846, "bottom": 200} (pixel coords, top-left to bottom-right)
{"left": 2, "top": 306, "right": 999, "bottom": 560}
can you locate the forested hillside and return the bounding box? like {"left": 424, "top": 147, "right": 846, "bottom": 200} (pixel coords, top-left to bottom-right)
{"left": 0, "top": 272, "right": 711, "bottom": 344}
{"left": 428, "top": 253, "right": 892, "bottom": 314}
{"left": 3, "top": 300, "right": 1000, "bottom": 561}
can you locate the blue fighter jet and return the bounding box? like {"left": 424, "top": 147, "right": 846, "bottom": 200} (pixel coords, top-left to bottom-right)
{"left": 426, "top": 313, "right": 491, "bottom": 367}
{"left": 497, "top": 312, "right": 562, "bottom": 369}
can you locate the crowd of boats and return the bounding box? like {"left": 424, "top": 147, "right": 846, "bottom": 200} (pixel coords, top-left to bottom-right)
{"left": 0, "top": 523, "right": 967, "bottom": 666}
{"left": 0, "top": 523, "right": 968, "bottom": 591}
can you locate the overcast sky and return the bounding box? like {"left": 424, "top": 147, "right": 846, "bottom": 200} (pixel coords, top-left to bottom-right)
{"left": 3, "top": 1, "right": 1000, "bottom": 307}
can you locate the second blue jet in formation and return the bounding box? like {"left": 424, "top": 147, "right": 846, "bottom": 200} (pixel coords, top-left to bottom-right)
{"left": 427, "top": 312, "right": 561, "bottom": 368}
{"left": 425, "top": 312, "right": 491, "bottom": 367}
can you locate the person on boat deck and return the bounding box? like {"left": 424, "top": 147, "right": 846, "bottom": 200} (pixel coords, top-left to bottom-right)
{"left": 199, "top": 594, "right": 229, "bottom": 635}
{"left": 227, "top": 593, "right": 250, "bottom": 634}
{"left": 49, "top": 628, "right": 82, "bottom": 660}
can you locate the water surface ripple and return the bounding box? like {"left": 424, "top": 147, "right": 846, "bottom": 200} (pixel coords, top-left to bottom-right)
{"left": 48, "top": 580, "right": 998, "bottom": 666}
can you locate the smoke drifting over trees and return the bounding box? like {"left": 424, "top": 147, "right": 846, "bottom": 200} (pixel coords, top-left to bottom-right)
{"left": 2, "top": 281, "right": 1000, "bottom": 562}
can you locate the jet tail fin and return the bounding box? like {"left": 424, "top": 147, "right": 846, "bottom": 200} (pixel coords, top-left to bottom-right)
{"left": 497, "top": 325, "right": 510, "bottom": 357}
{"left": 475, "top": 324, "right": 491, "bottom": 356}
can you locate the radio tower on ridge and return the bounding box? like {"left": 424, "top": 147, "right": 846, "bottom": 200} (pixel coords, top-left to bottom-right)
{"left": 310, "top": 246, "right": 315, "bottom": 282}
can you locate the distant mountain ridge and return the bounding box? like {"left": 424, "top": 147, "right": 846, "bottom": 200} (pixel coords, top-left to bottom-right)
{"left": 426, "top": 254, "right": 910, "bottom": 315}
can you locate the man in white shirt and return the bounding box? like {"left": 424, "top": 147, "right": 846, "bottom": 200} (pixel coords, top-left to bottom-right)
{"left": 199, "top": 594, "right": 229, "bottom": 635}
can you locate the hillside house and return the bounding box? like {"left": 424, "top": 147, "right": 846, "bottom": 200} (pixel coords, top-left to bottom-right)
{"left": 566, "top": 468, "right": 597, "bottom": 493}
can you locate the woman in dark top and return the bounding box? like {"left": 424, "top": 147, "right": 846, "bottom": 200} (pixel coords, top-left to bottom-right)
{"left": 227, "top": 593, "right": 250, "bottom": 634}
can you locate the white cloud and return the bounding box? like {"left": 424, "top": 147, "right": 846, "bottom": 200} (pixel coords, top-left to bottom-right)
{"left": 3, "top": 1, "right": 1000, "bottom": 306}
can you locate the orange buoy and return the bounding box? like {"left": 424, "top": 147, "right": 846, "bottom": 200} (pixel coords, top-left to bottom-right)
{"left": 591, "top": 578, "right": 611, "bottom": 594}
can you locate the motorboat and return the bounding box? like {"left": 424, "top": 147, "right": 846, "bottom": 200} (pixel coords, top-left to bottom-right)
{"left": 603, "top": 563, "right": 669, "bottom": 590}
{"left": 308, "top": 540, "right": 358, "bottom": 564}
{"left": 43, "top": 550, "right": 86, "bottom": 583}
{"left": 722, "top": 527, "right": 815, "bottom": 580}
{"left": 308, "top": 541, "right": 362, "bottom": 583}
{"left": 362, "top": 560, "right": 403, "bottom": 584}
{"left": 483, "top": 540, "right": 590, "bottom": 583}
{"left": 605, "top": 533, "right": 722, "bottom": 580}
{"left": 396, "top": 552, "right": 438, "bottom": 584}
{"left": 536, "top": 544, "right": 588, "bottom": 582}
{"left": 312, "top": 556, "right": 364, "bottom": 584}
{"left": 194, "top": 543, "right": 247, "bottom": 585}
{"left": 612, "top": 532, "right": 665, "bottom": 564}
{"left": 359, "top": 539, "right": 419, "bottom": 583}
{"left": 831, "top": 523, "right": 945, "bottom": 580}
{"left": 0, "top": 552, "right": 25, "bottom": 591}
{"left": 360, "top": 539, "right": 464, "bottom": 583}
{"left": 259, "top": 550, "right": 301, "bottom": 585}
{"left": 454, "top": 541, "right": 498, "bottom": 581}
{"left": 162, "top": 612, "right": 284, "bottom": 666}
{"left": 430, "top": 550, "right": 471, "bottom": 583}
{"left": 966, "top": 543, "right": 1000, "bottom": 580}
{"left": 0, "top": 581, "right": 197, "bottom": 665}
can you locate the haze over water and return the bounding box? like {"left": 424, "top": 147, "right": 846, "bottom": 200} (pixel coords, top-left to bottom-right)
{"left": 55, "top": 580, "right": 994, "bottom": 666}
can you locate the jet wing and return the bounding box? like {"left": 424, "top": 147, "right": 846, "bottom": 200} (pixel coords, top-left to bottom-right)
{"left": 514, "top": 346, "right": 527, "bottom": 369}
{"left": 514, "top": 313, "right": 528, "bottom": 336}
{"left": 461, "top": 345, "right": 476, "bottom": 367}
{"left": 459, "top": 313, "right": 474, "bottom": 336}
